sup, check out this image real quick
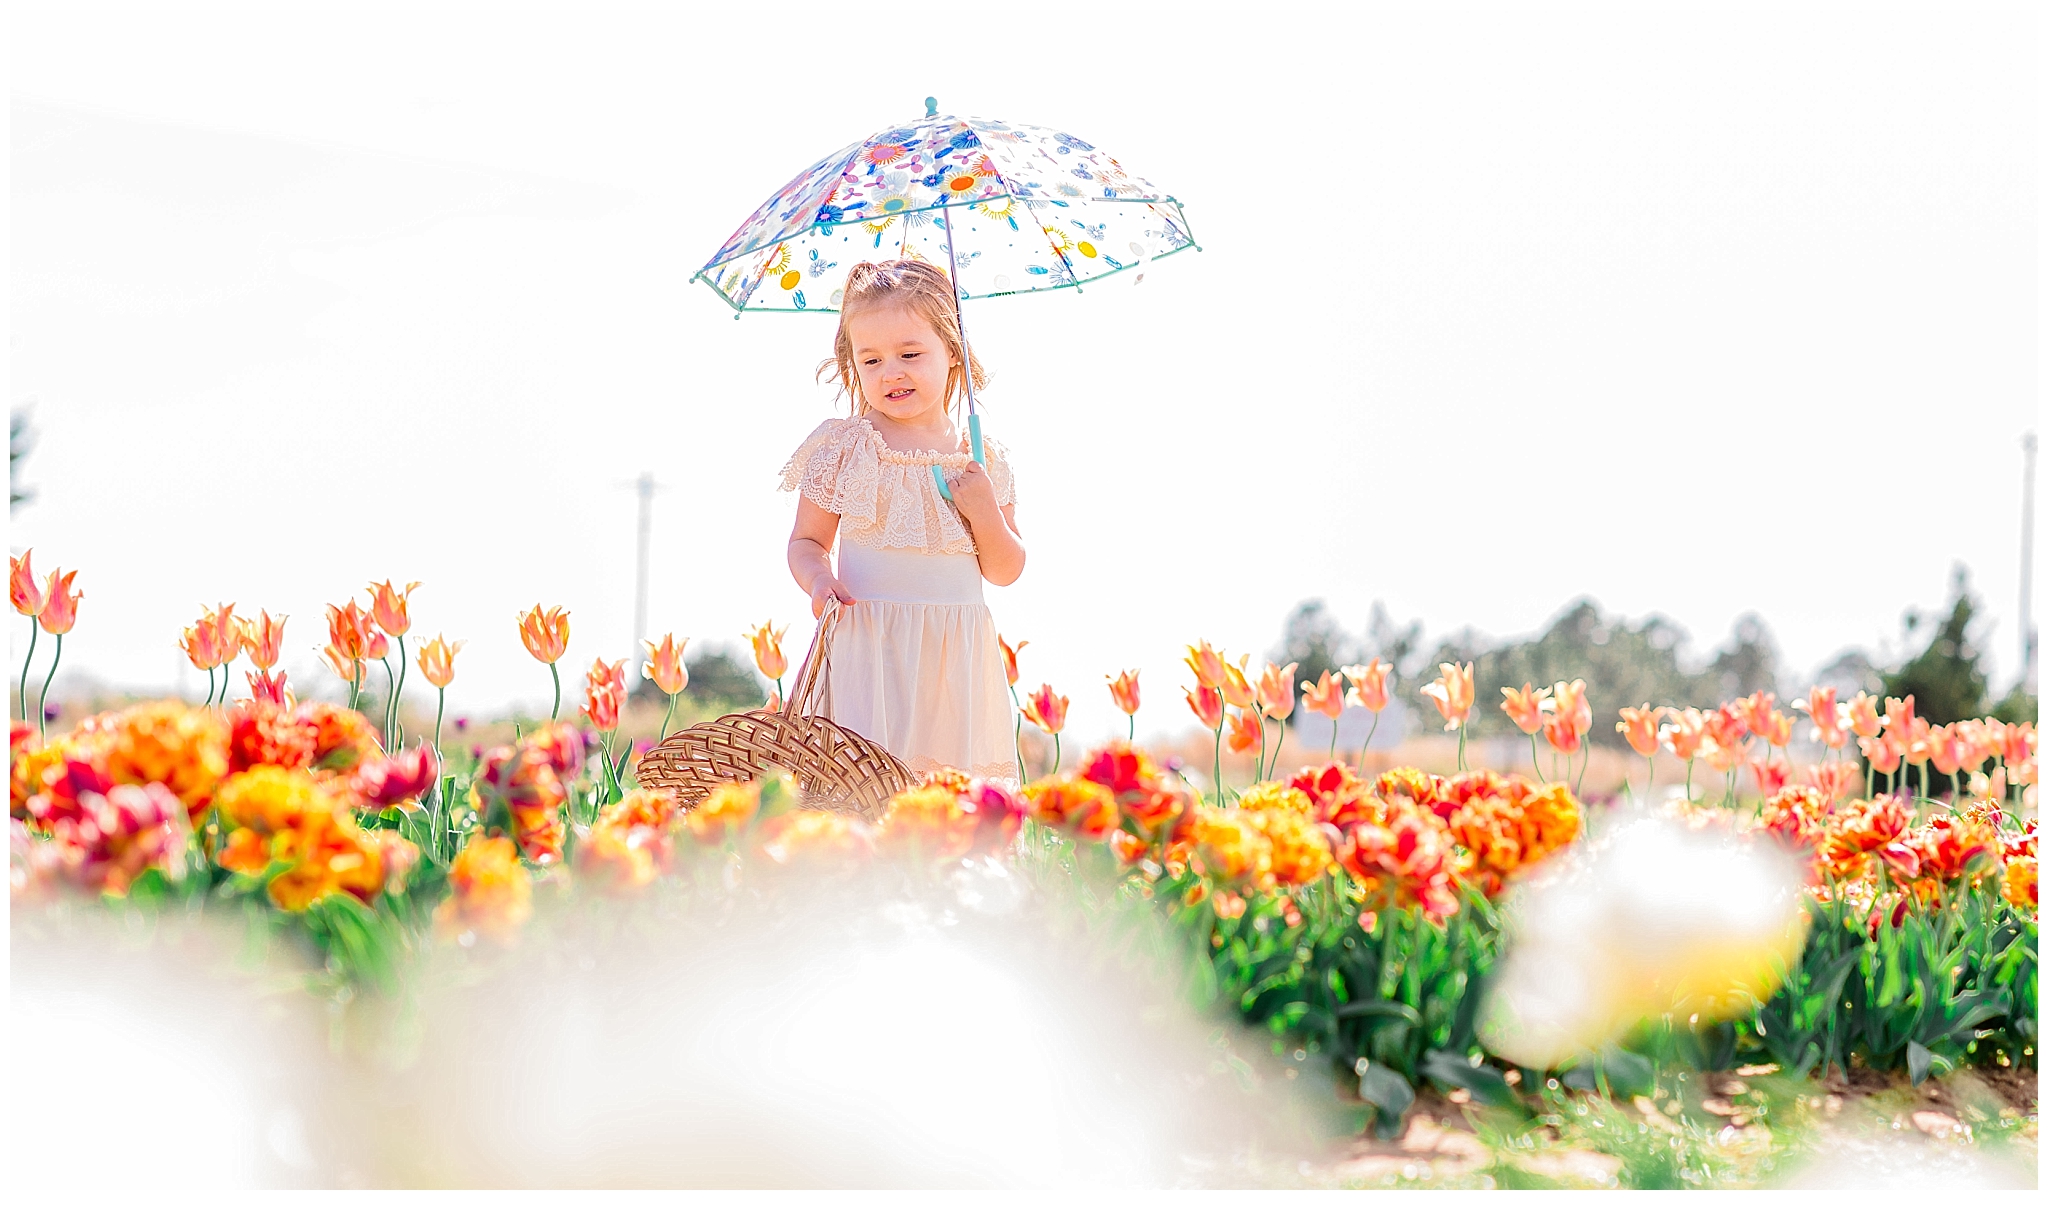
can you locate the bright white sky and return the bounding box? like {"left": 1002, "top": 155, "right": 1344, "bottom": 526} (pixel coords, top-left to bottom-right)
{"left": 9, "top": 1, "right": 2039, "bottom": 741}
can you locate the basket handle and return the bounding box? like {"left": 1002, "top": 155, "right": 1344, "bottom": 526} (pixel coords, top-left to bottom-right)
{"left": 785, "top": 598, "right": 842, "bottom": 717}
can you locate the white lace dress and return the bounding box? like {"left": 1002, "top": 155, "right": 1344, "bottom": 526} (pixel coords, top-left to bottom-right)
{"left": 779, "top": 416, "right": 1020, "bottom": 781}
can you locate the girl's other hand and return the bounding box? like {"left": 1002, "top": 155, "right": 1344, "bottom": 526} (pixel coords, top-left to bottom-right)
{"left": 810, "top": 575, "right": 856, "bottom": 619}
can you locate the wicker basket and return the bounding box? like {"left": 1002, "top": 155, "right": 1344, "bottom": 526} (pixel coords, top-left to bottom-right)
{"left": 634, "top": 602, "right": 913, "bottom": 816}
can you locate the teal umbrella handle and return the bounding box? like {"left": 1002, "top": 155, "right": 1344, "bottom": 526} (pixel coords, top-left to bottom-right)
{"left": 930, "top": 416, "right": 987, "bottom": 503}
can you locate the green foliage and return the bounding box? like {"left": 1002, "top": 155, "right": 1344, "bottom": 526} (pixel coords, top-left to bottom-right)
{"left": 1883, "top": 566, "right": 1990, "bottom": 726}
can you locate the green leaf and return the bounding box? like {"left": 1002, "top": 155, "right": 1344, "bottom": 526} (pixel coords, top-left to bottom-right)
{"left": 1358, "top": 1058, "right": 1415, "bottom": 1119}
{"left": 1419, "top": 1048, "right": 1525, "bottom": 1114}
{"left": 1907, "top": 1039, "right": 1933, "bottom": 1085}
{"left": 1336, "top": 999, "right": 1423, "bottom": 1025}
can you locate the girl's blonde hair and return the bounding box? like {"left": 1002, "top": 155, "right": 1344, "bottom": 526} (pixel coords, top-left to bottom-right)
{"left": 817, "top": 259, "right": 989, "bottom": 416}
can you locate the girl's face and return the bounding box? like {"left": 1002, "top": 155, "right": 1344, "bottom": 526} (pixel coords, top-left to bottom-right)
{"left": 846, "top": 304, "right": 956, "bottom": 426}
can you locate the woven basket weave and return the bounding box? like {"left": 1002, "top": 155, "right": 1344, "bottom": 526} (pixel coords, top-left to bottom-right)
{"left": 634, "top": 602, "right": 913, "bottom": 817}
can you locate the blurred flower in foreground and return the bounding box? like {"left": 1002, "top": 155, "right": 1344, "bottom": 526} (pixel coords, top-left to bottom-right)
{"left": 1478, "top": 813, "right": 1808, "bottom": 1070}
{"left": 434, "top": 835, "right": 533, "bottom": 945}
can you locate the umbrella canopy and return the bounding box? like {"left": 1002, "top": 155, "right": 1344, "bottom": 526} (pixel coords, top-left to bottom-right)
{"left": 695, "top": 103, "right": 1197, "bottom": 315}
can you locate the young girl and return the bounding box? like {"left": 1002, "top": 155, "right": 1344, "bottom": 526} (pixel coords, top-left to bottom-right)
{"left": 780, "top": 259, "right": 1026, "bottom": 781}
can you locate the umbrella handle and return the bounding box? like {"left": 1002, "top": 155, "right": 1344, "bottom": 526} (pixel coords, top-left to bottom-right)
{"left": 929, "top": 415, "right": 986, "bottom": 503}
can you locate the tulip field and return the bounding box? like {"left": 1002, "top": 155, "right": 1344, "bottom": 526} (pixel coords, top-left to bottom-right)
{"left": 8, "top": 557, "right": 2040, "bottom": 1188}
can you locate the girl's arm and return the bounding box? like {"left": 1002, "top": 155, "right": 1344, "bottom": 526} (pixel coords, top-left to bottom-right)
{"left": 951, "top": 463, "right": 1026, "bottom": 586}
{"left": 788, "top": 496, "right": 857, "bottom": 618}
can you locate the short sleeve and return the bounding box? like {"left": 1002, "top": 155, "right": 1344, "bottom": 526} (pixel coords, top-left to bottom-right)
{"left": 778, "top": 418, "right": 879, "bottom": 528}
{"left": 982, "top": 436, "right": 1017, "bottom": 507}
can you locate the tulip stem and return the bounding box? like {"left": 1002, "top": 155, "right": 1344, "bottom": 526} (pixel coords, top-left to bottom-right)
{"left": 393, "top": 635, "right": 408, "bottom": 748}
{"left": 660, "top": 692, "right": 677, "bottom": 740}
{"left": 1253, "top": 712, "right": 1268, "bottom": 782}
{"left": 1051, "top": 733, "right": 1062, "bottom": 777}
{"left": 1126, "top": 713, "right": 1135, "bottom": 743}
{"left": 1212, "top": 718, "right": 1225, "bottom": 802}
{"left": 379, "top": 657, "right": 396, "bottom": 749}
{"left": 1644, "top": 753, "right": 1654, "bottom": 797}
{"left": 204, "top": 664, "right": 218, "bottom": 708}
{"left": 17, "top": 621, "right": 37, "bottom": 723}
{"left": 1455, "top": 725, "right": 1466, "bottom": 773}
{"left": 1574, "top": 745, "right": 1589, "bottom": 798}
{"left": 1010, "top": 685, "right": 1026, "bottom": 779}
{"left": 1529, "top": 733, "right": 1541, "bottom": 778}
{"left": 1357, "top": 710, "right": 1380, "bottom": 772}
{"left": 432, "top": 686, "right": 446, "bottom": 767}
{"left": 35, "top": 633, "right": 61, "bottom": 739}
{"left": 549, "top": 662, "right": 561, "bottom": 720}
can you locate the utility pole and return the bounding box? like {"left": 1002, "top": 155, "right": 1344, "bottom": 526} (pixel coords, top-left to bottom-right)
{"left": 632, "top": 472, "right": 657, "bottom": 686}
{"left": 2023, "top": 432, "right": 2037, "bottom": 695}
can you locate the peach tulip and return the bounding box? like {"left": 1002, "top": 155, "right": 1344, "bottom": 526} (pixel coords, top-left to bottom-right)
{"left": 1256, "top": 661, "right": 1298, "bottom": 720}
{"left": 1022, "top": 683, "right": 1068, "bottom": 735}
{"left": 1758, "top": 709, "right": 1794, "bottom": 749}
{"left": 1796, "top": 686, "right": 1846, "bottom": 749}
{"left": 1804, "top": 760, "right": 1857, "bottom": 804}
{"left": 417, "top": 634, "right": 463, "bottom": 689}
{"left": 1500, "top": 683, "right": 1552, "bottom": 736}
{"left": 1107, "top": 669, "right": 1141, "bottom": 717}
{"left": 1616, "top": 704, "right": 1665, "bottom": 758}
{"left": 240, "top": 610, "right": 287, "bottom": 671}
{"left": 1665, "top": 707, "right": 1710, "bottom": 762}
{"left": 1845, "top": 691, "right": 1882, "bottom": 739}
{"left": 327, "top": 601, "right": 376, "bottom": 663}
{"left": 1542, "top": 679, "right": 1591, "bottom": 756}
{"left": 1859, "top": 731, "right": 1903, "bottom": 776}
{"left": 1186, "top": 684, "right": 1225, "bottom": 732}
{"left": 1301, "top": 670, "right": 1345, "bottom": 722}
{"left": 1343, "top": 659, "right": 1389, "bottom": 713}
{"left": 36, "top": 569, "right": 80, "bottom": 636}
{"left": 644, "top": 634, "right": 689, "bottom": 697}
{"left": 1225, "top": 709, "right": 1263, "bottom": 755}
{"left": 181, "top": 618, "right": 229, "bottom": 671}
{"left": 363, "top": 627, "right": 390, "bottom": 661}
{"left": 582, "top": 658, "right": 627, "bottom": 732}
{"left": 747, "top": 621, "right": 789, "bottom": 682}
{"left": 367, "top": 579, "right": 422, "bottom": 637}
{"left": 1219, "top": 657, "right": 1255, "bottom": 711}
{"left": 11, "top": 550, "right": 50, "bottom": 617}
{"left": 1183, "top": 640, "right": 1228, "bottom": 690}
{"left": 1419, "top": 663, "right": 1475, "bottom": 731}
{"left": 999, "top": 634, "right": 1027, "bottom": 687}
{"left": 1882, "top": 695, "right": 1916, "bottom": 738}
{"left": 1733, "top": 692, "right": 1777, "bottom": 739}
{"left": 517, "top": 604, "right": 571, "bottom": 665}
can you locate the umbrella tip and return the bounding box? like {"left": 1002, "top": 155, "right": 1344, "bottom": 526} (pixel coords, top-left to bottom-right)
{"left": 924, "top": 96, "right": 938, "bottom": 118}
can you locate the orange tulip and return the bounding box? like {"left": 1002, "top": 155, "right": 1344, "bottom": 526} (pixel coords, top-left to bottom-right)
{"left": 1758, "top": 709, "right": 1794, "bottom": 749}
{"left": 1106, "top": 669, "right": 1141, "bottom": 716}
{"left": 367, "top": 580, "right": 422, "bottom": 637}
{"left": 416, "top": 634, "right": 463, "bottom": 689}
{"left": 999, "top": 634, "right": 1027, "bottom": 687}
{"left": 1542, "top": 679, "right": 1591, "bottom": 755}
{"left": 326, "top": 600, "right": 375, "bottom": 663}
{"left": 1845, "top": 691, "right": 1883, "bottom": 739}
{"left": 1255, "top": 661, "right": 1298, "bottom": 719}
{"left": 1882, "top": 695, "right": 1916, "bottom": 738}
{"left": 35, "top": 569, "right": 80, "bottom": 635}
{"left": 319, "top": 642, "right": 362, "bottom": 684}
{"left": 1022, "top": 683, "right": 1068, "bottom": 735}
{"left": 1804, "top": 760, "right": 1857, "bottom": 803}
{"left": 517, "top": 604, "right": 571, "bottom": 664}
{"left": 1616, "top": 704, "right": 1665, "bottom": 758}
{"left": 1748, "top": 751, "right": 1790, "bottom": 797}
{"left": 10, "top": 550, "right": 46, "bottom": 617}
{"left": 1733, "top": 691, "right": 1777, "bottom": 739}
{"left": 181, "top": 618, "right": 229, "bottom": 672}
{"left": 363, "top": 626, "right": 390, "bottom": 661}
{"left": 1219, "top": 657, "right": 1255, "bottom": 710}
{"left": 1419, "top": 662, "right": 1475, "bottom": 731}
{"left": 1301, "top": 669, "right": 1345, "bottom": 721}
{"left": 1343, "top": 659, "right": 1389, "bottom": 713}
{"left": 1183, "top": 640, "right": 1228, "bottom": 690}
{"left": 747, "top": 621, "right": 789, "bottom": 682}
{"left": 1186, "top": 683, "right": 1225, "bottom": 731}
{"left": 240, "top": 610, "right": 287, "bottom": 671}
{"left": 1225, "top": 709, "right": 1263, "bottom": 754}
{"left": 1795, "top": 686, "right": 1846, "bottom": 749}
{"left": 1665, "top": 707, "right": 1710, "bottom": 761}
{"left": 1702, "top": 705, "right": 1751, "bottom": 773}
{"left": 582, "top": 658, "right": 627, "bottom": 731}
{"left": 644, "top": 633, "right": 689, "bottom": 696}
{"left": 1500, "top": 683, "right": 1552, "bottom": 736}
{"left": 1859, "top": 730, "right": 1904, "bottom": 775}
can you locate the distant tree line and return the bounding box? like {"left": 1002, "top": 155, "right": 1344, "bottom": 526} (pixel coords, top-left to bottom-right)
{"left": 1271, "top": 565, "right": 2034, "bottom": 751}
